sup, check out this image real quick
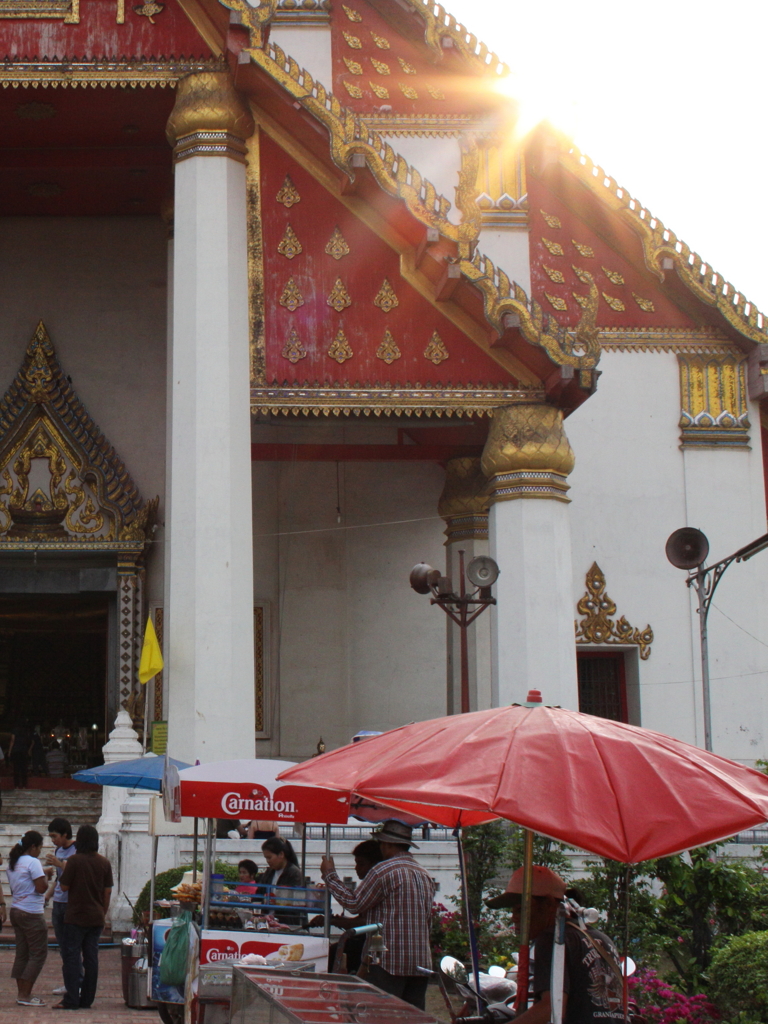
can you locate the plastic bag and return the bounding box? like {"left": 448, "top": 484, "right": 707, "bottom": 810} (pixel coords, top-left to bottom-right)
{"left": 159, "top": 910, "right": 192, "bottom": 987}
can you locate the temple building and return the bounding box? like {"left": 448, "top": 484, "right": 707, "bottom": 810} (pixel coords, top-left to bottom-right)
{"left": 2, "top": 0, "right": 768, "bottom": 790}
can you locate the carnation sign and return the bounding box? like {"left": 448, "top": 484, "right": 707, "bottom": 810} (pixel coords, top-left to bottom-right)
{"left": 176, "top": 759, "right": 350, "bottom": 823}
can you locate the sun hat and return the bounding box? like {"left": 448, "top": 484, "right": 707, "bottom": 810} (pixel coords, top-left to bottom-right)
{"left": 486, "top": 865, "right": 566, "bottom": 908}
{"left": 371, "top": 819, "right": 419, "bottom": 848}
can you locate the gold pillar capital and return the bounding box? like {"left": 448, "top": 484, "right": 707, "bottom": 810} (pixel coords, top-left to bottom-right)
{"left": 166, "top": 71, "right": 255, "bottom": 163}
{"left": 438, "top": 457, "right": 489, "bottom": 543}
{"left": 481, "top": 403, "right": 575, "bottom": 503}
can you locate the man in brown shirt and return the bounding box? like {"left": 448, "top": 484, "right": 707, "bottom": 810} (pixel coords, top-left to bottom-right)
{"left": 55, "top": 825, "right": 113, "bottom": 1010}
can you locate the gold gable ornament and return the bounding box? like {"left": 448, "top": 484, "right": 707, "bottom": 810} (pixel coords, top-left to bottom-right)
{"left": 575, "top": 563, "right": 653, "bottom": 660}
{"left": 0, "top": 322, "right": 157, "bottom": 551}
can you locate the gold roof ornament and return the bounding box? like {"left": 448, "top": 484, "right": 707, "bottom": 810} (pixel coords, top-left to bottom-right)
{"left": 277, "top": 224, "right": 303, "bottom": 259}
{"left": 0, "top": 322, "right": 156, "bottom": 550}
{"left": 325, "top": 227, "right": 350, "bottom": 260}
{"left": 276, "top": 174, "right": 301, "bottom": 207}
{"left": 424, "top": 331, "right": 449, "bottom": 365}
{"left": 373, "top": 279, "right": 399, "bottom": 313}
{"left": 327, "top": 330, "right": 354, "bottom": 363}
{"left": 376, "top": 330, "right": 401, "bottom": 364}
{"left": 281, "top": 327, "right": 308, "bottom": 364}
{"left": 279, "top": 278, "right": 304, "bottom": 312}
{"left": 327, "top": 278, "right": 352, "bottom": 312}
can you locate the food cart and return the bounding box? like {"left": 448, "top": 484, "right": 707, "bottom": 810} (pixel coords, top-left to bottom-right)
{"left": 150, "top": 759, "right": 354, "bottom": 1024}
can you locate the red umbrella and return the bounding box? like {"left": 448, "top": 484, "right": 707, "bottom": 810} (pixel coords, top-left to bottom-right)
{"left": 278, "top": 697, "right": 768, "bottom": 863}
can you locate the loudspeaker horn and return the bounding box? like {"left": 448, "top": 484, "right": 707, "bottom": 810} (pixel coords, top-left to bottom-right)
{"left": 665, "top": 527, "right": 710, "bottom": 570}
{"left": 466, "top": 555, "right": 500, "bottom": 588}
{"left": 410, "top": 563, "right": 441, "bottom": 594}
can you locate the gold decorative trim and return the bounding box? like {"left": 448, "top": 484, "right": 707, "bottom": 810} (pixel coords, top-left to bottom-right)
{"left": 438, "top": 457, "right": 489, "bottom": 542}
{"left": 0, "top": 0, "right": 78, "bottom": 20}
{"left": 359, "top": 114, "right": 486, "bottom": 137}
{"left": 373, "top": 278, "right": 398, "bottom": 313}
{"left": 575, "top": 562, "right": 653, "bottom": 660}
{"left": 481, "top": 403, "right": 575, "bottom": 496}
{"left": 251, "top": 384, "right": 544, "bottom": 417}
{"left": 166, "top": 72, "right": 254, "bottom": 162}
{"left": 424, "top": 331, "right": 449, "bottom": 364}
{"left": 327, "top": 330, "right": 353, "bottom": 363}
{"left": 598, "top": 327, "right": 737, "bottom": 353}
{"left": 274, "top": 0, "right": 329, "bottom": 23}
{"left": 246, "top": 128, "right": 266, "bottom": 385}
{"left": 678, "top": 353, "right": 750, "bottom": 448}
{"left": 0, "top": 57, "right": 221, "bottom": 88}
{"left": 277, "top": 223, "right": 303, "bottom": 259}
{"left": 276, "top": 174, "right": 301, "bottom": 207}
{"left": 400, "top": 0, "right": 509, "bottom": 78}
{"left": 327, "top": 278, "right": 352, "bottom": 312}
{"left": 279, "top": 277, "right": 304, "bottom": 311}
{"left": 281, "top": 327, "right": 307, "bottom": 364}
{"left": 560, "top": 141, "right": 768, "bottom": 345}
{"left": 376, "top": 330, "right": 401, "bottom": 364}
{"left": 325, "top": 227, "right": 350, "bottom": 260}
{"left": 487, "top": 469, "right": 570, "bottom": 503}
{"left": 173, "top": 131, "right": 248, "bottom": 162}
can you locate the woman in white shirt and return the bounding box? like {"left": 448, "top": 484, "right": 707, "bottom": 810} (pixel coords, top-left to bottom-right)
{"left": 7, "top": 830, "right": 49, "bottom": 1007}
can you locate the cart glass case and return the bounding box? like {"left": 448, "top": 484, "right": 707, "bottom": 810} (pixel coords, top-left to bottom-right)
{"left": 230, "top": 968, "right": 441, "bottom": 1024}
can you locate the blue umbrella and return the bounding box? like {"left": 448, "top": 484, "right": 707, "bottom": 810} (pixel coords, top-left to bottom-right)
{"left": 72, "top": 755, "right": 191, "bottom": 792}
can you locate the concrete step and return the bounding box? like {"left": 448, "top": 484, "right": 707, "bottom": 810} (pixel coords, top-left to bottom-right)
{"left": 0, "top": 789, "right": 102, "bottom": 839}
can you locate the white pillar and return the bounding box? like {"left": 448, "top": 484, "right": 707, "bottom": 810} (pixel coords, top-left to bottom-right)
{"left": 481, "top": 404, "right": 579, "bottom": 709}
{"left": 165, "top": 73, "right": 256, "bottom": 763}
{"left": 438, "top": 457, "right": 492, "bottom": 713}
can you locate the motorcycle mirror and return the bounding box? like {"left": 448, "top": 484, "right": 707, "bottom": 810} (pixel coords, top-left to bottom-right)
{"left": 487, "top": 966, "right": 506, "bottom": 978}
{"left": 440, "top": 956, "right": 468, "bottom": 985}
{"left": 621, "top": 956, "right": 636, "bottom": 978}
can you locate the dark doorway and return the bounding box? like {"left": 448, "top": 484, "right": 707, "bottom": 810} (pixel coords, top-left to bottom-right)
{"left": 0, "top": 594, "right": 109, "bottom": 752}
{"left": 577, "top": 651, "right": 628, "bottom": 723}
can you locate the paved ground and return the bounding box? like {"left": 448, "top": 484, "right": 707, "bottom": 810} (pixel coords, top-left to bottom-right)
{"left": 0, "top": 947, "right": 158, "bottom": 1024}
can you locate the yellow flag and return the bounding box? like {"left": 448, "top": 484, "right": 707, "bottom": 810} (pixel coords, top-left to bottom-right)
{"left": 139, "top": 616, "right": 164, "bottom": 684}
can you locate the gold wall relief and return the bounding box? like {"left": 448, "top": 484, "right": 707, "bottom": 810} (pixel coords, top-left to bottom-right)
{"left": 398, "top": 83, "right": 418, "bottom": 100}
{"left": 602, "top": 292, "right": 625, "bottom": 312}
{"left": 678, "top": 353, "right": 750, "bottom": 447}
{"left": 277, "top": 224, "right": 302, "bottom": 259}
{"left": 572, "top": 241, "right": 594, "bottom": 258}
{"left": 543, "top": 266, "right": 565, "bottom": 284}
{"left": 540, "top": 210, "right": 561, "bottom": 229}
{"left": 325, "top": 227, "right": 350, "bottom": 260}
{"left": 342, "top": 4, "right": 361, "bottom": 20}
{"left": 343, "top": 56, "right": 363, "bottom": 75}
{"left": 133, "top": 1, "right": 164, "bottom": 24}
{"left": 373, "top": 279, "right": 399, "bottom": 313}
{"left": 276, "top": 175, "right": 300, "bottom": 207}
{"left": 398, "top": 57, "right": 417, "bottom": 74}
{"left": 602, "top": 267, "right": 624, "bottom": 286}
{"left": 376, "top": 330, "right": 401, "bottom": 364}
{"left": 632, "top": 293, "right": 655, "bottom": 313}
{"left": 370, "top": 82, "right": 390, "bottom": 99}
{"left": 342, "top": 81, "right": 364, "bottom": 98}
{"left": 370, "top": 58, "right": 390, "bottom": 75}
{"left": 0, "top": 322, "right": 156, "bottom": 552}
{"left": 327, "top": 330, "right": 353, "bottom": 363}
{"left": 575, "top": 563, "right": 653, "bottom": 660}
{"left": 327, "top": 278, "right": 352, "bottom": 312}
{"left": 370, "top": 31, "right": 390, "bottom": 49}
{"left": 246, "top": 129, "right": 266, "bottom": 385}
{"left": 281, "top": 327, "right": 307, "bottom": 363}
{"left": 279, "top": 278, "right": 304, "bottom": 312}
{"left": 545, "top": 292, "right": 567, "bottom": 312}
{"left": 343, "top": 30, "right": 362, "bottom": 48}
{"left": 542, "top": 238, "right": 564, "bottom": 256}
{"left": 424, "top": 331, "right": 449, "bottom": 365}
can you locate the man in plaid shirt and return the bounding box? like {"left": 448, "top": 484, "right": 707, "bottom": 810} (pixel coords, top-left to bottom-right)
{"left": 321, "top": 819, "right": 435, "bottom": 1008}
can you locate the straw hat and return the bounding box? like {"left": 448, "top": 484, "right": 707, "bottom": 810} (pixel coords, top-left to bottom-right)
{"left": 486, "top": 865, "right": 566, "bottom": 908}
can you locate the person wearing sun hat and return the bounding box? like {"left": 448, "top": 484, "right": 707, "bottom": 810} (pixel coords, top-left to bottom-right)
{"left": 487, "top": 865, "right": 623, "bottom": 1024}
{"left": 321, "top": 819, "right": 435, "bottom": 1009}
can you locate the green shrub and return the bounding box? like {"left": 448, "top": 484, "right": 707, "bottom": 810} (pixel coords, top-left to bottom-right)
{"left": 134, "top": 861, "right": 239, "bottom": 921}
{"left": 709, "top": 929, "right": 768, "bottom": 1020}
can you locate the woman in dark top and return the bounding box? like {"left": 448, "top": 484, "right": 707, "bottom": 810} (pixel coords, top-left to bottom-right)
{"left": 255, "top": 838, "right": 304, "bottom": 924}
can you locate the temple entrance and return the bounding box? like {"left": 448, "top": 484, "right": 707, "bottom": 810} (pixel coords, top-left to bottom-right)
{"left": 0, "top": 594, "right": 110, "bottom": 765}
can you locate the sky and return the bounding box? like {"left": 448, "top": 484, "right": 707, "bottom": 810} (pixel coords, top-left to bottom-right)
{"left": 443, "top": 0, "right": 768, "bottom": 310}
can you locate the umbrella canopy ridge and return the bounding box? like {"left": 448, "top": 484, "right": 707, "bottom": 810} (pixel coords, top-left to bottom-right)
{"left": 72, "top": 755, "right": 192, "bottom": 792}
{"left": 278, "top": 705, "right": 768, "bottom": 862}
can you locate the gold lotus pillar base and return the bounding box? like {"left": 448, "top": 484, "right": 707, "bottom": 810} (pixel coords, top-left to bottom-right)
{"left": 438, "top": 457, "right": 491, "bottom": 714}
{"left": 481, "top": 404, "right": 579, "bottom": 710}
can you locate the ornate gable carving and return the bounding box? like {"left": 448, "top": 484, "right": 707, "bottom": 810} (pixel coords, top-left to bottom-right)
{"left": 0, "top": 322, "right": 157, "bottom": 550}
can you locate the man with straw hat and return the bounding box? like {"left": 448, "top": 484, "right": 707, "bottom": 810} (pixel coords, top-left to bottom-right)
{"left": 321, "top": 819, "right": 435, "bottom": 1009}
{"left": 487, "top": 866, "right": 624, "bottom": 1024}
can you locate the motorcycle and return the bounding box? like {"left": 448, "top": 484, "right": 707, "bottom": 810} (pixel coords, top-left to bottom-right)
{"left": 418, "top": 955, "right": 517, "bottom": 1024}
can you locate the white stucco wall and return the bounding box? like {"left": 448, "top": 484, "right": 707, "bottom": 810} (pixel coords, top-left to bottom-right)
{"left": 251, "top": 421, "right": 449, "bottom": 760}
{"left": 270, "top": 24, "right": 333, "bottom": 93}
{"left": 0, "top": 216, "right": 168, "bottom": 600}
{"left": 566, "top": 349, "right": 768, "bottom": 764}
